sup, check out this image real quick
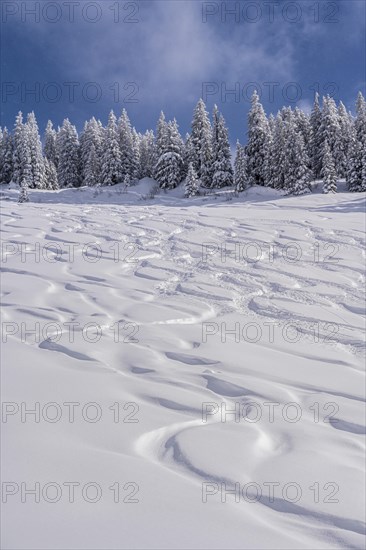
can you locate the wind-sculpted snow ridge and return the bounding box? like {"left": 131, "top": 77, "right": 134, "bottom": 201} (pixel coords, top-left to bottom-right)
{"left": 1, "top": 182, "right": 365, "bottom": 550}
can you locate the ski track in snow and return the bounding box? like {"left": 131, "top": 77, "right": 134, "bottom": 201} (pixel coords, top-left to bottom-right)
{"left": 1, "top": 184, "right": 365, "bottom": 550}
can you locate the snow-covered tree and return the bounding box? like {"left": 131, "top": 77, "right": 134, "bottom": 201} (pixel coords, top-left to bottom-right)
{"left": 335, "top": 102, "right": 352, "bottom": 177}
{"left": 321, "top": 139, "right": 337, "bottom": 193}
{"left": 191, "top": 99, "right": 213, "bottom": 187}
{"left": 84, "top": 143, "right": 99, "bottom": 187}
{"left": 18, "top": 179, "right": 30, "bottom": 203}
{"left": 211, "top": 110, "right": 233, "bottom": 188}
{"left": 309, "top": 92, "right": 323, "bottom": 179}
{"left": 101, "top": 111, "right": 122, "bottom": 186}
{"left": 0, "top": 128, "right": 13, "bottom": 184}
{"left": 44, "top": 157, "right": 59, "bottom": 190}
{"left": 185, "top": 162, "right": 200, "bottom": 197}
{"left": 154, "top": 119, "right": 184, "bottom": 190}
{"left": 355, "top": 92, "right": 366, "bottom": 145}
{"left": 234, "top": 141, "right": 248, "bottom": 192}
{"left": 12, "top": 112, "right": 27, "bottom": 185}
{"left": 265, "top": 113, "right": 286, "bottom": 189}
{"left": 139, "top": 130, "right": 155, "bottom": 179}
{"left": 131, "top": 128, "right": 141, "bottom": 181}
{"left": 80, "top": 117, "right": 102, "bottom": 184}
{"left": 246, "top": 91, "right": 269, "bottom": 187}
{"left": 118, "top": 109, "right": 134, "bottom": 179}
{"left": 182, "top": 133, "right": 194, "bottom": 176}
{"left": 318, "top": 95, "right": 341, "bottom": 174}
{"left": 44, "top": 120, "right": 58, "bottom": 167}
{"left": 284, "top": 122, "right": 312, "bottom": 195}
{"left": 268, "top": 113, "right": 276, "bottom": 135}
{"left": 57, "top": 119, "right": 80, "bottom": 188}
{"left": 123, "top": 173, "right": 131, "bottom": 189}
{"left": 347, "top": 127, "right": 364, "bottom": 192}
{"left": 294, "top": 107, "right": 311, "bottom": 162}
{"left": 355, "top": 92, "right": 366, "bottom": 187}
{"left": 26, "top": 112, "right": 46, "bottom": 189}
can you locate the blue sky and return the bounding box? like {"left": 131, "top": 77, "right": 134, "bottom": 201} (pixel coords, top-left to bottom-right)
{"left": 1, "top": 0, "right": 365, "bottom": 145}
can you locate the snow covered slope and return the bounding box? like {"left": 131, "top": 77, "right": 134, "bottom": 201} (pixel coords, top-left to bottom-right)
{"left": 1, "top": 182, "right": 365, "bottom": 549}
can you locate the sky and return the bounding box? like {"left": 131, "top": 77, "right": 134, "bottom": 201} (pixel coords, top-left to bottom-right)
{"left": 1, "top": 0, "right": 365, "bottom": 145}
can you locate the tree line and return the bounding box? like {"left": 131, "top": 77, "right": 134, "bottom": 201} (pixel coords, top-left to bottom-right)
{"left": 1, "top": 91, "right": 365, "bottom": 199}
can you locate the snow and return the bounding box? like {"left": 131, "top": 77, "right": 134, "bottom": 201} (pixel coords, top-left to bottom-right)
{"left": 1, "top": 182, "right": 365, "bottom": 549}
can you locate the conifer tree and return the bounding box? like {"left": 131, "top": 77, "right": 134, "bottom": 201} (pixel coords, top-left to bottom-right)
{"left": 80, "top": 117, "right": 102, "bottom": 184}
{"left": 318, "top": 96, "right": 341, "bottom": 174}
{"left": 310, "top": 92, "right": 323, "bottom": 179}
{"left": 118, "top": 109, "right": 134, "bottom": 179}
{"left": 13, "top": 112, "right": 27, "bottom": 185}
{"left": 101, "top": 111, "right": 123, "bottom": 186}
{"left": 185, "top": 162, "right": 200, "bottom": 197}
{"left": 335, "top": 102, "right": 352, "bottom": 177}
{"left": 44, "top": 158, "right": 59, "bottom": 190}
{"left": 131, "top": 128, "right": 141, "bottom": 181}
{"left": 139, "top": 130, "right": 155, "bottom": 179}
{"left": 26, "top": 112, "right": 46, "bottom": 189}
{"left": 285, "top": 123, "right": 312, "bottom": 195}
{"left": 18, "top": 179, "right": 30, "bottom": 203}
{"left": 346, "top": 127, "right": 364, "bottom": 192}
{"left": 0, "top": 128, "right": 13, "bottom": 184}
{"left": 321, "top": 140, "right": 337, "bottom": 193}
{"left": 84, "top": 144, "right": 99, "bottom": 186}
{"left": 57, "top": 119, "right": 80, "bottom": 188}
{"left": 211, "top": 111, "right": 233, "bottom": 188}
{"left": 191, "top": 99, "right": 213, "bottom": 187}
{"left": 44, "top": 120, "right": 58, "bottom": 168}
{"left": 234, "top": 141, "right": 249, "bottom": 192}
{"left": 246, "top": 91, "right": 269, "bottom": 186}
{"left": 154, "top": 119, "right": 184, "bottom": 190}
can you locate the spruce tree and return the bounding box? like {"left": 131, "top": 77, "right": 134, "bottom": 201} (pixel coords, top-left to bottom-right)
{"left": 101, "top": 111, "right": 122, "bottom": 186}
{"left": 191, "top": 99, "right": 213, "bottom": 187}
{"left": 0, "top": 128, "right": 13, "bottom": 184}
{"left": 44, "top": 120, "right": 58, "bottom": 168}
{"left": 318, "top": 95, "right": 341, "bottom": 174}
{"left": 139, "top": 130, "right": 155, "bottom": 179}
{"left": 234, "top": 141, "right": 249, "bottom": 192}
{"left": 154, "top": 119, "right": 184, "bottom": 190}
{"left": 118, "top": 109, "right": 134, "bottom": 179}
{"left": 185, "top": 162, "right": 200, "bottom": 197}
{"left": 246, "top": 91, "right": 269, "bottom": 187}
{"left": 346, "top": 127, "right": 364, "bottom": 192}
{"left": 123, "top": 173, "right": 131, "bottom": 189}
{"left": 294, "top": 107, "right": 312, "bottom": 164}
{"left": 285, "top": 122, "right": 312, "bottom": 195}
{"left": 44, "top": 158, "right": 59, "bottom": 190}
{"left": 309, "top": 92, "right": 323, "bottom": 179}
{"left": 57, "top": 119, "right": 80, "bottom": 188}
{"left": 355, "top": 92, "right": 366, "bottom": 187}
{"left": 18, "top": 179, "right": 30, "bottom": 203}
{"left": 336, "top": 102, "right": 352, "bottom": 178}
{"left": 211, "top": 111, "right": 233, "bottom": 188}
{"left": 84, "top": 144, "right": 99, "bottom": 186}
{"left": 131, "top": 128, "right": 141, "bottom": 181}
{"left": 26, "top": 112, "right": 46, "bottom": 189}
{"left": 80, "top": 117, "right": 102, "bottom": 184}
{"left": 13, "top": 112, "right": 27, "bottom": 185}
{"left": 321, "top": 140, "right": 337, "bottom": 193}
{"left": 267, "top": 113, "right": 287, "bottom": 189}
